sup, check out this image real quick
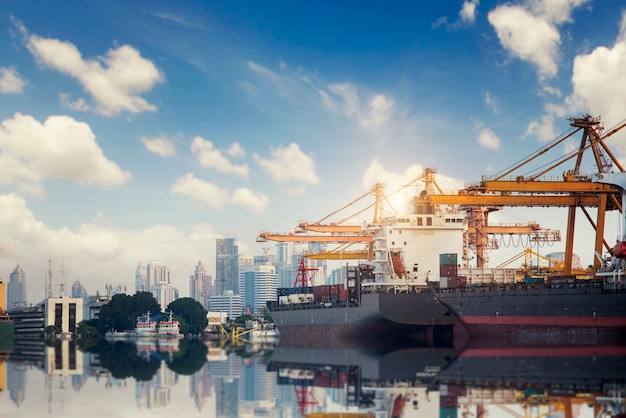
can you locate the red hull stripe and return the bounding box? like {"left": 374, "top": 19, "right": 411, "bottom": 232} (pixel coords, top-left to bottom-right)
{"left": 460, "top": 316, "right": 626, "bottom": 327}
{"left": 462, "top": 345, "right": 626, "bottom": 358}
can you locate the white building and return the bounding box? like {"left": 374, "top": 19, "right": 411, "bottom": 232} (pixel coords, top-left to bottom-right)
{"left": 189, "top": 261, "right": 212, "bottom": 310}
{"left": 45, "top": 297, "right": 84, "bottom": 336}
{"left": 135, "top": 261, "right": 147, "bottom": 292}
{"left": 151, "top": 282, "right": 178, "bottom": 312}
{"left": 147, "top": 260, "right": 178, "bottom": 311}
{"left": 209, "top": 291, "right": 241, "bottom": 319}
{"left": 239, "top": 264, "right": 278, "bottom": 315}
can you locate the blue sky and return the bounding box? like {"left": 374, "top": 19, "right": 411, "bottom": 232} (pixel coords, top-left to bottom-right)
{"left": 1, "top": 0, "right": 626, "bottom": 303}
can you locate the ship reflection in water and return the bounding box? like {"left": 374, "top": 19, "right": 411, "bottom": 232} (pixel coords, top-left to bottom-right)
{"left": 0, "top": 336, "right": 624, "bottom": 417}
{"left": 269, "top": 337, "right": 626, "bottom": 418}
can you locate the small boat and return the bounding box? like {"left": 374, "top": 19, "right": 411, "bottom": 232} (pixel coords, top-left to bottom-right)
{"left": 130, "top": 311, "right": 158, "bottom": 338}
{"left": 104, "top": 330, "right": 130, "bottom": 340}
{"left": 158, "top": 311, "right": 182, "bottom": 338}
{"left": 249, "top": 327, "right": 280, "bottom": 341}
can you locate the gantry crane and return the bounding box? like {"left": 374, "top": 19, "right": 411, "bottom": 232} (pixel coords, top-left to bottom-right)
{"left": 259, "top": 169, "right": 561, "bottom": 266}
{"left": 257, "top": 183, "right": 387, "bottom": 254}
{"left": 421, "top": 114, "right": 626, "bottom": 273}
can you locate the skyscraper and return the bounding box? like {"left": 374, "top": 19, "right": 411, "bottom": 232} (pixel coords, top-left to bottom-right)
{"left": 239, "top": 263, "right": 278, "bottom": 314}
{"left": 189, "top": 261, "right": 212, "bottom": 310}
{"left": 216, "top": 236, "right": 238, "bottom": 296}
{"left": 135, "top": 261, "right": 147, "bottom": 292}
{"left": 7, "top": 264, "right": 26, "bottom": 310}
{"left": 147, "top": 260, "right": 177, "bottom": 311}
{"left": 147, "top": 260, "right": 170, "bottom": 291}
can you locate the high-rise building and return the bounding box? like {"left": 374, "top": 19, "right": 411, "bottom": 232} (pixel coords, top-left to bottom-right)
{"left": 216, "top": 236, "right": 239, "bottom": 296}
{"left": 146, "top": 260, "right": 169, "bottom": 291}
{"left": 239, "top": 263, "right": 278, "bottom": 314}
{"left": 209, "top": 291, "right": 241, "bottom": 318}
{"left": 147, "top": 260, "right": 177, "bottom": 311}
{"left": 71, "top": 280, "right": 88, "bottom": 301}
{"left": 135, "top": 261, "right": 147, "bottom": 292}
{"left": 7, "top": 264, "right": 27, "bottom": 310}
{"left": 189, "top": 261, "right": 212, "bottom": 310}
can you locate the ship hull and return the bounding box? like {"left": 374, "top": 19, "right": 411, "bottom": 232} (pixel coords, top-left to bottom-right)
{"left": 270, "top": 291, "right": 455, "bottom": 347}
{"left": 435, "top": 284, "right": 626, "bottom": 345}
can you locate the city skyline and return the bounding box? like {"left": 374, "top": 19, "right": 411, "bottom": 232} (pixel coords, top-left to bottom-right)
{"left": 1, "top": 1, "right": 626, "bottom": 306}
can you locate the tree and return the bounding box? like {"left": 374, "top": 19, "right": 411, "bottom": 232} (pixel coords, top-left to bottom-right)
{"left": 97, "top": 292, "right": 160, "bottom": 333}
{"left": 233, "top": 314, "right": 254, "bottom": 326}
{"left": 75, "top": 321, "right": 100, "bottom": 350}
{"left": 166, "top": 298, "right": 208, "bottom": 335}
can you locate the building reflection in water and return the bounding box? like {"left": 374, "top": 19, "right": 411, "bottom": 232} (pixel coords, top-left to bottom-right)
{"left": 0, "top": 336, "right": 624, "bottom": 417}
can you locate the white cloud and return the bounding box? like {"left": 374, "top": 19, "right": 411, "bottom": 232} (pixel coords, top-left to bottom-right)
{"left": 246, "top": 61, "right": 292, "bottom": 98}
{"left": 528, "top": 0, "right": 590, "bottom": 25}
{"left": 59, "top": 93, "right": 90, "bottom": 111}
{"left": 477, "top": 127, "right": 502, "bottom": 149}
{"left": 320, "top": 83, "right": 360, "bottom": 116}
{"left": 360, "top": 94, "right": 394, "bottom": 129}
{"left": 361, "top": 159, "right": 465, "bottom": 214}
{"left": 140, "top": 135, "right": 177, "bottom": 157}
{"left": 568, "top": 24, "right": 626, "bottom": 127}
{"left": 483, "top": 91, "right": 500, "bottom": 114}
{"left": 527, "top": 8, "right": 626, "bottom": 135}
{"left": 488, "top": 5, "right": 560, "bottom": 78}
{"left": 0, "top": 113, "right": 132, "bottom": 197}
{"left": 227, "top": 141, "right": 245, "bottom": 158}
{"left": 23, "top": 23, "right": 163, "bottom": 116}
{"left": 253, "top": 143, "right": 320, "bottom": 186}
{"left": 171, "top": 173, "right": 268, "bottom": 211}
{"left": 0, "top": 193, "right": 219, "bottom": 301}
{"left": 230, "top": 188, "right": 269, "bottom": 211}
{"left": 460, "top": 0, "right": 480, "bottom": 24}
{"left": 487, "top": 1, "right": 590, "bottom": 79}
{"left": 0, "top": 67, "right": 25, "bottom": 94}
{"left": 191, "top": 136, "right": 249, "bottom": 178}
{"left": 524, "top": 113, "right": 556, "bottom": 142}
{"left": 362, "top": 159, "right": 424, "bottom": 191}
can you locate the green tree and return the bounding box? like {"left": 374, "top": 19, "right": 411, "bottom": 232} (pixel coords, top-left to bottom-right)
{"left": 75, "top": 321, "right": 100, "bottom": 350}
{"left": 166, "top": 298, "right": 208, "bottom": 335}
{"left": 97, "top": 292, "right": 160, "bottom": 333}
{"left": 232, "top": 314, "right": 254, "bottom": 326}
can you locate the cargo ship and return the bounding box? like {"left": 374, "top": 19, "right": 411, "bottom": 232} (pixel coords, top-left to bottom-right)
{"left": 430, "top": 259, "right": 626, "bottom": 345}
{"left": 266, "top": 204, "right": 471, "bottom": 346}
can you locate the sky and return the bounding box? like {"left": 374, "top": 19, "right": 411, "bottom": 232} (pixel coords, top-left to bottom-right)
{"left": 2, "top": 0, "right": 626, "bottom": 304}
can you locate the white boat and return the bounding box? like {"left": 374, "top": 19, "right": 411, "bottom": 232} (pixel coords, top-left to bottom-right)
{"left": 130, "top": 311, "right": 158, "bottom": 338}
{"left": 104, "top": 330, "right": 130, "bottom": 340}
{"left": 245, "top": 320, "right": 280, "bottom": 341}
{"left": 249, "top": 328, "right": 280, "bottom": 341}
{"left": 157, "top": 311, "right": 182, "bottom": 338}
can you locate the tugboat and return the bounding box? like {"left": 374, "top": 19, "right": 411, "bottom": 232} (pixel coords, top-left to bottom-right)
{"left": 158, "top": 311, "right": 182, "bottom": 338}
{"left": 130, "top": 312, "right": 158, "bottom": 338}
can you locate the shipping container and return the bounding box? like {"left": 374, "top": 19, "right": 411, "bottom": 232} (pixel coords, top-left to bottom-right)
{"left": 439, "top": 253, "right": 458, "bottom": 266}
{"left": 440, "top": 264, "right": 458, "bottom": 278}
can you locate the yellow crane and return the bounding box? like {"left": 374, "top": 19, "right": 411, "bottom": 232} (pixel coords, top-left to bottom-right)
{"left": 259, "top": 170, "right": 561, "bottom": 265}
{"left": 421, "top": 115, "right": 626, "bottom": 272}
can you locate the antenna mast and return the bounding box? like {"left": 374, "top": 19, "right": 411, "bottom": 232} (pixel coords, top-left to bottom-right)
{"left": 47, "top": 259, "right": 53, "bottom": 299}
